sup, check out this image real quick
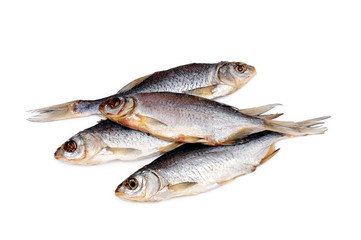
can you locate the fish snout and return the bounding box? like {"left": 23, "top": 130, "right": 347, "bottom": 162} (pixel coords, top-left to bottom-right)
{"left": 248, "top": 64, "right": 257, "bottom": 76}
{"left": 115, "top": 183, "right": 125, "bottom": 197}
{"left": 234, "top": 63, "right": 257, "bottom": 88}
{"left": 54, "top": 147, "right": 64, "bottom": 160}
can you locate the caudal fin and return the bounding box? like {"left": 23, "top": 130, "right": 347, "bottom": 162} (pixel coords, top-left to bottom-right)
{"left": 27, "top": 99, "right": 101, "bottom": 122}
{"left": 264, "top": 116, "right": 330, "bottom": 136}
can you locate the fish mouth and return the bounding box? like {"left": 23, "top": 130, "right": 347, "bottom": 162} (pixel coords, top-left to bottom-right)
{"left": 248, "top": 65, "right": 257, "bottom": 76}
{"left": 114, "top": 184, "right": 124, "bottom": 197}
{"left": 114, "top": 182, "right": 149, "bottom": 202}
{"left": 114, "top": 184, "right": 136, "bottom": 201}
{"left": 53, "top": 145, "right": 90, "bottom": 164}
{"left": 54, "top": 147, "right": 64, "bottom": 160}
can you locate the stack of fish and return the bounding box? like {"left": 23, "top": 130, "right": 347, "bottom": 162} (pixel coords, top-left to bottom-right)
{"left": 28, "top": 61, "right": 329, "bottom": 202}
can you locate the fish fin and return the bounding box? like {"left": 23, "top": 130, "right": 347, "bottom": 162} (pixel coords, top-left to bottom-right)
{"left": 168, "top": 182, "right": 197, "bottom": 192}
{"left": 258, "top": 113, "right": 283, "bottom": 120}
{"left": 297, "top": 116, "right": 330, "bottom": 127}
{"left": 222, "top": 131, "right": 276, "bottom": 145}
{"left": 259, "top": 144, "right": 280, "bottom": 166}
{"left": 221, "top": 138, "right": 248, "bottom": 146}
{"left": 184, "top": 85, "right": 218, "bottom": 98}
{"left": 177, "top": 135, "right": 211, "bottom": 144}
{"left": 221, "top": 127, "right": 262, "bottom": 145}
{"left": 138, "top": 115, "right": 168, "bottom": 128}
{"left": 158, "top": 142, "right": 182, "bottom": 154}
{"left": 238, "top": 104, "right": 281, "bottom": 116}
{"left": 218, "top": 175, "right": 242, "bottom": 186}
{"left": 27, "top": 100, "right": 83, "bottom": 122}
{"left": 264, "top": 116, "right": 330, "bottom": 137}
{"left": 105, "top": 147, "right": 142, "bottom": 155}
{"left": 117, "top": 73, "right": 154, "bottom": 93}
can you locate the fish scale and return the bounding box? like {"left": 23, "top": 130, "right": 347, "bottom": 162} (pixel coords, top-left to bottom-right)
{"left": 28, "top": 61, "right": 256, "bottom": 122}
{"left": 54, "top": 120, "right": 180, "bottom": 165}
{"left": 54, "top": 102, "right": 283, "bottom": 165}
{"left": 115, "top": 131, "right": 295, "bottom": 202}
{"left": 100, "top": 92, "right": 328, "bottom": 145}
{"left": 52, "top": 61, "right": 259, "bottom": 165}
{"left": 122, "top": 63, "right": 217, "bottom": 94}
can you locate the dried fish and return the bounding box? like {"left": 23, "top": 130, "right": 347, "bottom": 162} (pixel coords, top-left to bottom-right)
{"left": 99, "top": 92, "right": 329, "bottom": 145}
{"left": 55, "top": 104, "right": 280, "bottom": 165}
{"left": 54, "top": 120, "right": 181, "bottom": 165}
{"left": 115, "top": 131, "right": 323, "bottom": 202}
{"left": 28, "top": 61, "right": 256, "bottom": 122}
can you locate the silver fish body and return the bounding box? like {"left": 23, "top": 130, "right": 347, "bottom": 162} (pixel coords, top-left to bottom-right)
{"left": 54, "top": 120, "right": 180, "bottom": 165}
{"left": 119, "top": 62, "right": 254, "bottom": 98}
{"left": 53, "top": 62, "right": 260, "bottom": 165}
{"left": 28, "top": 61, "right": 256, "bottom": 122}
{"left": 115, "top": 131, "right": 289, "bottom": 202}
{"left": 99, "top": 92, "right": 328, "bottom": 145}
{"left": 55, "top": 104, "right": 281, "bottom": 165}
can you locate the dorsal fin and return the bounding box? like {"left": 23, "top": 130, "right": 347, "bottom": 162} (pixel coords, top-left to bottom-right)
{"left": 259, "top": 113, "right": 283, "bottom": 120}
{"left": 117, "top": 73, "right": 155, "bottom": 93}
{"left": 238, "top": 104, "right": 281, "bottom": 116}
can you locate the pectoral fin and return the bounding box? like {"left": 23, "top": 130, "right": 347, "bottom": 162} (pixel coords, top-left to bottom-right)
{"left": 138, "top": 115, "right": 168, "bottom": 128}
{"left": 184, "top": 85, "right": 218, "bottom": 98}
{"left": 105, "top": 147, "right": 142, "bottom": 155}
{"left": 168, "top": 182, "right": 197, "bottom": 192}
{"left": 176, "top": 134, "right": 204, "bottom": 144}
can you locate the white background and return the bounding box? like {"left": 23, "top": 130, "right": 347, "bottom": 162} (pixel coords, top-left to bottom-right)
{"left": 1, "top": 1, "right": 360, "bottom": 239}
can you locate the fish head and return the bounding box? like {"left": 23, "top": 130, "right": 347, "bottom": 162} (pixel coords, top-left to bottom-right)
{"left": 217, "top": 61, "right": 256, "bottom": 89}
{"left": 54, "top": 133, "right": 103, "bottom": 165}
{"left": 115, "top": 170, "right": 164, "bottom": 202}
{"left": 99, "top": 96, "right": 135, "bottom": 120}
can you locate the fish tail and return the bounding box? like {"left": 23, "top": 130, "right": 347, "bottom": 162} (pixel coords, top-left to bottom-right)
{"left": 264, "top": 116, "right": 330, "bottom": 137}
{"left": 27, "top": 99, "right": 101, "bottom": 122}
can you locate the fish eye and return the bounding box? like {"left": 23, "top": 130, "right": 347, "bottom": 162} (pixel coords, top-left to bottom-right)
{"left": 126, "top": 178, "right": 139, "bottom": 190}
{"left": 235, "top": 64, "right": 248, "bottom": 73}
{"left": 106, "top": 97, "right": 121, "bottom": 109}
{"left": 64, "top": 140, "right": 77, "bottom": 153}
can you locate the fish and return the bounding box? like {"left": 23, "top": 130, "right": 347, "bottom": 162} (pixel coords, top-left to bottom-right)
{"left": 54, "top": 120, "right": 181, "bottom": 165}
{"left": 55, "top": 104, "right": 282, "bottom": 165}
{"left": 27, "top": 61, "right": 256, "bottom": 122}
{"left": 98, "top": 92, "right": 329, "bottom": 146}
{"left": 115, "top": 130, "right": 324, "bottom": 202}
{"left": 51, "top": 61, "right": 262, "bottom": 165}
